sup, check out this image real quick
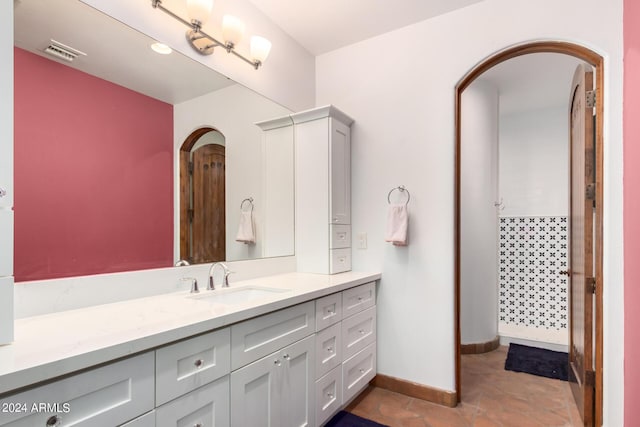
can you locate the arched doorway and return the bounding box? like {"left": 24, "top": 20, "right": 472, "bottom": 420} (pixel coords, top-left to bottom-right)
{"left": 454, "top": 41, "right": 604, "bottom": 425}
{"left": 179, "top": 127, "right": 226, "bottom": 264}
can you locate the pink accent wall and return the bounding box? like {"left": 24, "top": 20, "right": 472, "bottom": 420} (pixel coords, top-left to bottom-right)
{"left": 625, "top": 1, "right": 640, "bottom": 424}
{"left": 14, "top": 47, "right": 174, "bottom": 281}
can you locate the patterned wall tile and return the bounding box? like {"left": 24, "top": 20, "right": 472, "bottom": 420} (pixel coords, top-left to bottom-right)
{"left": 498, "top": 216, "right": 568, "bottom": 331}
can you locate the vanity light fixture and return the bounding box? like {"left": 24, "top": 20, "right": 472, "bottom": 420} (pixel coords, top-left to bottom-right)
{"left": 151, "top": 0, "right": 272, "bottom": 69}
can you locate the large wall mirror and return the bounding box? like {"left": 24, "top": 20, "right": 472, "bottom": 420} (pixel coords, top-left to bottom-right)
{"left": 13, "top": 0, "right": 294, "bottom": 282}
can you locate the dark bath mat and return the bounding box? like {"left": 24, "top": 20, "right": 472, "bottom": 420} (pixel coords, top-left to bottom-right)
{"left": 324, "top": 411, "right": 389, "bottom": 427}
{"left": 504, "top": 343, "right": 569, "bottom": 381}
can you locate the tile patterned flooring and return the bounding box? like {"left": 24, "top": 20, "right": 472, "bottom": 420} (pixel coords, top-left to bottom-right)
{"left": 346, "top": 346, "right": 582, "bottom": 427}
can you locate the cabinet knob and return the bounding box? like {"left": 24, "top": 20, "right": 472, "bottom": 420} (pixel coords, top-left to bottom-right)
{"left": 357, "top": 296, "right": 363, "bottom": 301}
{"left": 194, "top": 359, "right": 204, "bottom": 368}
{"left": 359, "top": 368, "right": 365, "bottom": 374}
{"left": 359, "top": 329, "right": 365, "bottom": 335}
{"left": 327, "top": 392, "right": 334, "bottom": 399}
{"left": 0, "top": 188, "right": 6, "bottom": 198}
{"left": 274, "top": 359, "right": 282, "bottom": 366}
{"left": 194, "top": 423, "right": 203, "bottom": 427}
{"left": 327, "top": 346, "right": 333, "bottom": 353}
{"left": 46, "top": 415, "right": 61, "bottom": 426}
{"left": 283, "top": 353, "right": 291, "bottom": 360}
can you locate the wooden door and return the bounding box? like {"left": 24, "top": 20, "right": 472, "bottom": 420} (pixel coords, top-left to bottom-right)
{"left": 191, "top": 144, "right": 225, "bottom": 264}
{"left": 568, "top": 63, "right": 595, "bottom": 426}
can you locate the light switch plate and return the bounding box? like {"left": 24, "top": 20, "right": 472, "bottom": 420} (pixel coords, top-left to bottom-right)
{"left": 357, "top": 233, "right": 367, "bottom": 249}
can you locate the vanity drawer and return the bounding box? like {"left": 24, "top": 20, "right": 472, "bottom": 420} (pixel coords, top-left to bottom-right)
{"left": 342, "top": 306, "right": 376, "bottom": 361}
{"left": 156, "top": 328, "right": 231, "bottom": 405}
{"left": 155, "top": 376, "right": 229, "bottom": 427}
{"left": 342, "top": 342, "right": 377, "bottom": 405}
{"left": 315, "top": 292, "right": 342, "bottom": 331}
{"left": 231, "top": 301, "right": 315, "bottom": 370}
{"left": 329, "top": 248, "right": 351, "bottom": 274}
{"left": 315, "top": 322, "right": 342, "bottom": 379}
{"left": 315, "top": 366, "right": 342, "bottom": 427}
{"left": 330, "top": 224, "right": 351, "bottom": 249}
{"left": 0, "top": 352, "right": 154, "bottom": 427}
{"left": 342, "top": 282, "right": 375, "bottom": 318}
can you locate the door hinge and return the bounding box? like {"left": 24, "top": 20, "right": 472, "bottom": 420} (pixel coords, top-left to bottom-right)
{"left": 586, "top": 277, "right": 596, "bottom": 294}
{"left": 586, "top": 183, "right": 596, "bottom": 200}
{"left": 188, "top": 161, "right": 194, "bottom": 175}
{"left": 585, "top": 369, "right": 596, "bottom": 387}
{"left": 586, "top": 90, "right": 596, "bottom": 108}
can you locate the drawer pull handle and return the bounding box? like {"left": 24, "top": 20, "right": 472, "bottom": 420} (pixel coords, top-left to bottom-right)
{"left": 194, "top": 423, "right": 203, "bottom": 427}
{"left": 359, "top": 329, "right": 366, "bottom": 335}
{"left": 194, "top": 359, "right": 204, "bottom": 368}
{"left": 327, "top": 309, "right": 335, "bottom": 315}
{"left": 46, "top": 415, "right": 61, "bottom": 426}
{"left": 274, "top": 359, "right": 282, "bottom": 366}
{"left": 339, "top": 257, "right": 346, "bottom": 262}
{"left": 283, "top": 353, "right": 291, "bottom": 360}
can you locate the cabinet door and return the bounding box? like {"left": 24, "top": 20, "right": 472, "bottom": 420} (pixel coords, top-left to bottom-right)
{"left": 0, "top": 209, "right": 13, "bottom": 277}
{"left": 329, "top": 118, "right": 351, "bottom": 225}
{"left": 0, "top": 276, "right": 13, "bottom": 344}
{"left": 230, "top": 353, "right": 281, "bottom": 427}
{"left": 156, "top": 376, "right": 229, "bottom": 427}
{"left": 281, "top": 335, "right": 315, "bottom": 427}
{"left": 0, "top": 0, "right": 12, "bottom": 210}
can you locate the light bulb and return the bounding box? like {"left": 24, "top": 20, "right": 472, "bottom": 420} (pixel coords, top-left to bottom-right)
{"left": 222, "top": 15, "right": 245, "bottom": 47}
{"left": 186, "top": 0, "right": 213, "bottom": 25}
{"left": 250, "top": 36, "right": 272, "bottom": 64}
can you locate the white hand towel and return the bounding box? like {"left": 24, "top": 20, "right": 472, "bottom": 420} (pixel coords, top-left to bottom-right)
{"left": 385, "top": 203, "right": 408, "bottom": 246}
{"left": 236, "top": 211, "right": 256, "bottom": 244}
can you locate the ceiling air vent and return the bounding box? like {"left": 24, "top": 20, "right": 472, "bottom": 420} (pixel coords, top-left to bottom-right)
{"left": 43, "top": 40, "right": 87, "bottom": 63}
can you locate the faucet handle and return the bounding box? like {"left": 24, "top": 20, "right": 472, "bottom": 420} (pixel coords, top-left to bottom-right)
{"left": 208, "top": 275, "right": 215, "bottom": 291}
{"left": 181, "top": 277, "right": 199, "bottom": 293}
{"left": 222, "top": 270, "right": 235, "bottom": 288}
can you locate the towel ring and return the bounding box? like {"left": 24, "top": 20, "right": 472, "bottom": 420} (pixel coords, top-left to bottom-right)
{"left": 387, "top": 185, "right": 410, "bottom": 205}
{"left": 240, "top": 197, "right": 254, "bottom": 213}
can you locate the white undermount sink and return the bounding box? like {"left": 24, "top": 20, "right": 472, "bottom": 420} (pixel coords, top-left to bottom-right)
{"left": 188, "top": 286, "right": 290, "bottom": 306}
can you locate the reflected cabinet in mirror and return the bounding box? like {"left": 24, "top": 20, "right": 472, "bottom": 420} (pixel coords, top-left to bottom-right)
{"left": 13, "top": 0, "right": 294, "bottom": 282}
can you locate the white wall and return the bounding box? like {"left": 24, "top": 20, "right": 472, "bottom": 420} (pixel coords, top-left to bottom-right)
{"left": 500, "top": 106, "right": 569, "bottom": 216}
{"left": 316, "top": 0, "right": 624, "bottom": 423}
{"left": 80, "top": 0, "right": 315, "bottom": 111}
{"left": 173, "top": 84, "right": 293, "bottom": 262}
{"left": 460, "top": 80, "right": 499, "bottom": 345}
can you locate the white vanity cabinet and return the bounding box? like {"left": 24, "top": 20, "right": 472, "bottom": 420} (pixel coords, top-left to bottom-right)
{"left": 0, "top": 0, "right": 14, "bottom": 345}
{"left": 293, "top": 106, "right": 353, "bottom": 275}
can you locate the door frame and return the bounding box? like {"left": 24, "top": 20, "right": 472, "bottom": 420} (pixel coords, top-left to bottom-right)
{"left": 454, "top": 41, "right": 604, "bottom": 425}
{"left": 179, "top": 126, "right": 219, "bottom": 261}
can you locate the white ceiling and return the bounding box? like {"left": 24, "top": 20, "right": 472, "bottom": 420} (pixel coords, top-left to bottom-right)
{"left": 14, "top": 0, "right": 234, "bottom": 104}
{"left": 478, "top": 53, "right": 586, "bottom": 115}
{"left": 247, "top": 0, "right": 484, "bottom": 55}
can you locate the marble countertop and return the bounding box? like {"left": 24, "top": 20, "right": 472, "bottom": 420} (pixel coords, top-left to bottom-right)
{"left": 0, "top": 271, "right": 380, "bottom": 396}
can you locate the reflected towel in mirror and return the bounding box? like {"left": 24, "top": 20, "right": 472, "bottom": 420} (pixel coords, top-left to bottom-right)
{"left": 385, "top": 204, "right": 408, "bottom": 246}
{"left": 236, "top": 211, "right": 256, "bottom": 244}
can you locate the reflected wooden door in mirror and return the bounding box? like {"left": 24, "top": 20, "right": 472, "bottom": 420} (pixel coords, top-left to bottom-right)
{"left": 192, "top": 143, "right": 225, "bottom": 263}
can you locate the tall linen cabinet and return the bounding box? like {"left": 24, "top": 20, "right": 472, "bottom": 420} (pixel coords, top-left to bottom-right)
{"left": 0, "top": 0, "right": 14, "bottom": 344}
{"left": 293, "top": 106, "right": 353, "bottom": 274}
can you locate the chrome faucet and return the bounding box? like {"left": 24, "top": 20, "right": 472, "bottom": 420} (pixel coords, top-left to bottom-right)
{"left": 208, "top": 262, "right": 232, "bottom": 290}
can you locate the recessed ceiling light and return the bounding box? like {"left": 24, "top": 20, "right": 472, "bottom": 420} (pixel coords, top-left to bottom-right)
{"left": 151, "top": 42, "right": 172, "bottom": 55}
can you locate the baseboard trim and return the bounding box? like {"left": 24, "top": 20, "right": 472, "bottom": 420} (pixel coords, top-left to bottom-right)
{"left": 372, "top": 374, "right": 457, "bottom": 408}
{"left": 460, "top": 336, "right": 500, "bottom": 354}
